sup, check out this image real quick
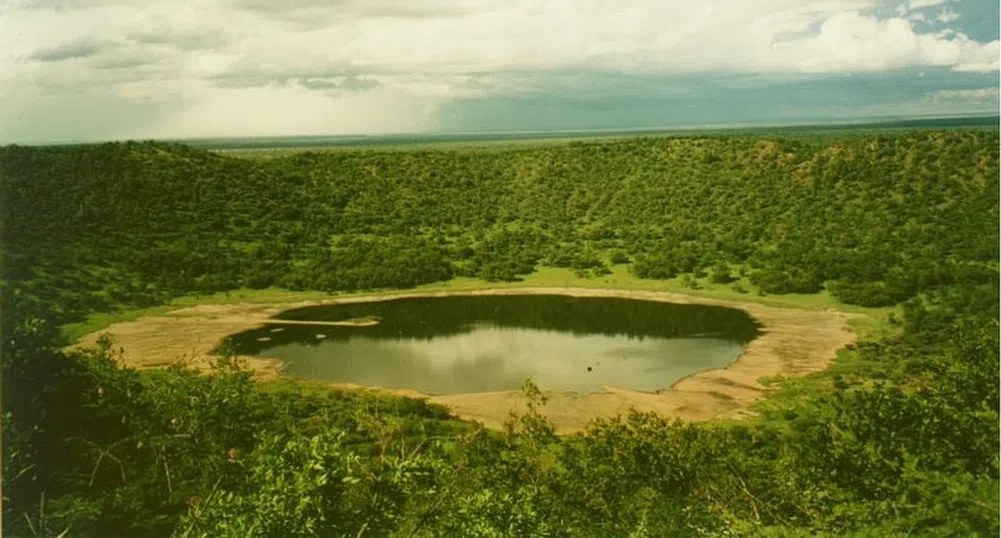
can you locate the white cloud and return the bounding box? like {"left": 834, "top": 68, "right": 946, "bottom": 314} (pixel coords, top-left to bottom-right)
{"left": 764, "top": 11, "right": 997, "bottom": 73}
{"left": 907, "top": 0, "right": 947, "bottom": 9}
{"left": 0, "top": 0, "right": 997, "bottom": 141}
{"left": 936, "top": 7, "right": 960, "bottom": 23}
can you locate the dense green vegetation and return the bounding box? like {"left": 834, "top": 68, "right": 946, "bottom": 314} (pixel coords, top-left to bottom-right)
{"left": 3, "top": 130, "right": 997, "bottom": 323}
{"left": 2, "top": 129, "right": 998, "bottom": 535}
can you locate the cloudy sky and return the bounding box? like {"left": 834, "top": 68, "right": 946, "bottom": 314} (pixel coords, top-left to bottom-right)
{"left": 0, "top": 0, "right": 998, "bottom": 143}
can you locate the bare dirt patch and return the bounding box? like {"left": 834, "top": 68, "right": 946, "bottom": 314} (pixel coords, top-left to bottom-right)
{"left": 69, "top": 288, "right": 859, "bottom": 433}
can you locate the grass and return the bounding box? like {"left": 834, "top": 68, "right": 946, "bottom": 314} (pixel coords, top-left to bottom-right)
{"left": 60, "top": 289, "right": 335, "bottom": 341}
{"left": 62, "top": 305, "right": 182, "bottom": 342}
{"left": 60, "top": 264, "right": 891, "bottom": 342}
{"left": 420, "top": 265, "right": 892, "bottom": 315}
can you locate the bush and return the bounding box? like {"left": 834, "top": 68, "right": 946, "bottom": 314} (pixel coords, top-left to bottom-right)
{"left": 609, "top": 250, "right": 631, "bottom": 265}
{"left": 680, "top": 274, "right": 701, "bottom": 290}
{"left": 480, "top": 263, "right": 519, "bottom": 282}
{"left": 750, "top": 268, "right": 823, "bottom": 294}
{"left": 709, "top": 262, "right": 736, "bottom": 284}
{"left": 631, "top": 255, "right": 678, "bottom": 280}
{"left": 827, "top": 280, "right": 908, "bottom": 307}
{"left": 174, "top": 428, "right": 364, "bottom": 538}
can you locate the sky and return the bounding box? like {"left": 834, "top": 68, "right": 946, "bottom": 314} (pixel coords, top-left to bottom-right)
{"left": 0, "top": 0, "right": 998, "bottom": 143}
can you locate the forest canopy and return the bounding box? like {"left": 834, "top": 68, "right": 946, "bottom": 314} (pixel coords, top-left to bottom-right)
{"left": 2, "top": 131, "right": 998, "bottom": 324}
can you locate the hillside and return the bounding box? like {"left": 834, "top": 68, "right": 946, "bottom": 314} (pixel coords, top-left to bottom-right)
{"left": 3, "top": 131, "right": 997, "bottom": 322}
{"left": 1, "top": 130, "right": 998, "bottom": 537}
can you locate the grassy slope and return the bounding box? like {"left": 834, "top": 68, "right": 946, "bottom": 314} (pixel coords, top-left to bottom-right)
{"left": 62, "top": 265, "right": 892, "bottom": 342}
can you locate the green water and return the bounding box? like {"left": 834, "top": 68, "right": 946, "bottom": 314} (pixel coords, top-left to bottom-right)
{"left": 227, "top": 295, "right": 760, "bottom": 395}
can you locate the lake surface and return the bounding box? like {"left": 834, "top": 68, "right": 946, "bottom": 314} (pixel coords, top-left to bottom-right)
{"left": 227, "top": 295, "right": 760, "bottom": 395}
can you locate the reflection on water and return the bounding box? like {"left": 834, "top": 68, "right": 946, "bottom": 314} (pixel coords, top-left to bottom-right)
{"left": 226, "top": 295, "right": 760, "bottom": 395}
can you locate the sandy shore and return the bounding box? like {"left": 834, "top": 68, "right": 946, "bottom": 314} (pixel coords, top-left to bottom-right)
{"left": 70, "top": 288, "right": 859, "bottom": 433}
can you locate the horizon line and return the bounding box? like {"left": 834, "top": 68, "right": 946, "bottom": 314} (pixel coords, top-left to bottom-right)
{"left": 7, "top": 113, "right": 999, "bottom": 148}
